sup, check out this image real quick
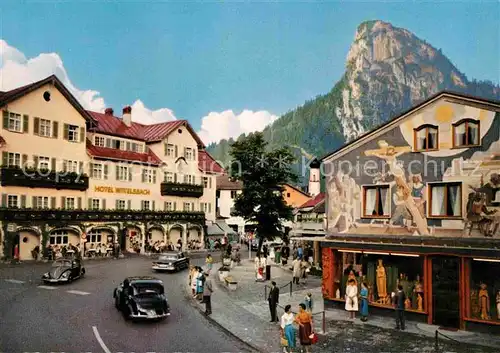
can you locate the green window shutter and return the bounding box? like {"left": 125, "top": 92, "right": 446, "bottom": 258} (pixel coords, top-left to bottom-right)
{"left": 32, "top": 196, "right": 37, "bottom": 209}
{"left": 127, "top": 200, "right": 131, "bottom": 210}
{"left": 79, "top": 127, "right": 85, "bottom": 143}
{"left": 50, "top": 197, "right": 56, "bottom": 209}
{"left": 34, "top": 117, "right": 40, "bottom": 135}
{"left": 193, "top": 149, "right": 196, "bottom": 161}
{"left": 174, "top": 145, "right": 178, "bottom": 158}
{"left": 89, "top": 163, "right": 93, "bottom": 177}
{"left": 62, "top": 160, "right": 67, "bottom": 172}
{"left": 126, "top": 141, "right": 131, "bottom": 151}
{"left": 152, "top": 201, "right": 155, "bottom": 211}
{"left": 102, "top": 199, "right": 106, "bottom": 210}
{"left": 51, "top": 158, "right": 56, "bottom": 171}
{"left": 209, "top": 177, "right": 212, "bottom": 188}
{"left": 22, "top": 154, "right": 28, "bottom": 167}
{"left": 153, "top": 171, "right": 157, "bottom": 184}
{"left": 103, "top": 164, "right": 108, "bottom": 179}
{"left": 79, "top": 161, "right": 83, "bottom": 174}
{"left": 2, "top": 110, "right": 8, "bottom": 129}
{"left": 1, "top": 193, "right": 6, "bottom": 207}
{"left": 208, "top": 203, "right": 211, "bottom": 213}
{"left": 61, "top": 197, "right": 66, "bottom": 209}
{"left": 88, "top": 198, "right": 92, "bottom": 209}
{"left": 174, "top": 173, "right": 177, "bottom": 183}
{"left": 106, "top": 138, "right": 112, "bottom": 148}
{"left": 164, "top": 201, "right": 167, "bottom": 211}
{"left": 33, "top": 155, "right": 39, "bottom": 168}
{"left": 116, "top": 165, "right": 119, "bottom": 180}
{"left": 63, "top": 124, "right": 69, "bottom": 140}
{"left": 52, "top": 121, "right": 58, "bottom": 138}
{"left": 77, "top": 197, "right": 82, "bottom": 209}
{"left": 20, "top": 195, "right": 26, "bottom": 208}
{"left": 164, "top": 143, "right": 168, "bottom": 155}
{"left": 173, "top": 202, "right": 177, "bottom": 211}
{"left": 192, "top": 202, "right": 195, "bottom": 211}
{"left": 115, "top": 199, "right": 119, "bottom": 209}
{"left": 2, "top": 151, "right": 8, "bottom": 166}
{"left": 128, "top": 168, "right": 132, "bottom": 181}
{"left": 22, "top": 115, "right": 29, "bottom": 133}
{"left": 183, "top": 147, "right": 187, "bottom": 158}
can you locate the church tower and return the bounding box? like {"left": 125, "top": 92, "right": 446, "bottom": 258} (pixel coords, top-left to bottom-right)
{"left": 308, "top": 158, "right": 321, "bottom": 197}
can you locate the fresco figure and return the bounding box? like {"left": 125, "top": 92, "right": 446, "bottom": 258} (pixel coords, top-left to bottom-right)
{"left": 389, "top": 184, "right": 412, "bottom": 231}
{"left": 364, "top": 141, "right": 429, "bottom": 235}
{"left": 465, "top": 191, "right": 497, "bottom": 237}
{"left": 327, "top": 173, "right": 360, "bottom": 234}
{"left": 409, "top": 174, "right": 426, "bottom": 219}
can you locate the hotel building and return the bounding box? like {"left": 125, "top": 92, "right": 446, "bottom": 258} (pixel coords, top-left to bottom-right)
{"left": 319, "top": 91, "right": 500, "bottom": 332}
{"left": 0, "top": 75, "right": 223, "bottom": 260}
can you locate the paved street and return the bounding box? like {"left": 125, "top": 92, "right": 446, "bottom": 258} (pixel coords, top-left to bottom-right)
{"left": 0, "top": 255, "right": 253, "bottom": 353}
{"left": 189, "top": 257, "right": 500, "bottom": 353}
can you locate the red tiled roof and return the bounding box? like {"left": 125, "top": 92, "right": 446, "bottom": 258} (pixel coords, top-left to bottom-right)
{"left": 216, "top": 174, "right": 242, "bottom": 190}
{"left": 299, "top": 192, "right": 325, "bottom": 209}
{"left": 87, "top": 111, "right": 205, "bottom": 146}
{"left": 199, "top": 150, "right": 224, "bottom": 174}
{"left": 86, "top": 139, "right": 162, "bottom": 165}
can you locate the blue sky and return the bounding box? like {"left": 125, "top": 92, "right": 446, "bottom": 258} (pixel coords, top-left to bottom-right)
{"left": 1, "top": 0, "right": 499, "bottom": 142}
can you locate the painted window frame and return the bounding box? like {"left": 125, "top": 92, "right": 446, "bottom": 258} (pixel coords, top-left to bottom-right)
{"left": 117, "top": 199, "right": 126, "bottom": 210}
{"left": 91, "top": 198, "right": 101, "bottom": 210}
{"left": 91, "top": 163, "right": 103, "bottom": 179}
{"left": 94, "top": 136, "right": 105, "bottom": 147}
{"left": 164, "top": 171, "right": 174, "bottom": 182}
{"left": 427, "top": 181, "right": 463, "bottom": 219}
{"left": 413, "top": 124, "right": 439, "bottom": 152}
{"left": 35, "top": 196, "right": 49, "bottom": 209}
{"left": 7, "top": 152, "right": 21, "bottom": 167}
{"left": 361, "top": 184, "right": 392, "bottom": 219}
{"left": 166, "top": 144, "right": 175, "bottom": 157}
{"left": 8, "top": 112, "right": 22, "bottom": 132}
{"left": 65, "top": 197, "right": 75, "bottom": 210}
{"left": 452, "top": 118, "right": 481, "bottom": 148}
{"left": 67, "top": 124, "right": 79, "bottom": 142}
{"left": 38, "top": 156, "right": 50, "bottom": 170}
{"left": 116, "top": 165, "right": 129, "bottom": 181}
{"left": 230, "top": 190, "right": 238, "bottom": 199}
{"left": 39, "top": 119, "right": 52, "bottom": 137}
{"left": 7, "top": 194, "right": 19, "bottom": 208}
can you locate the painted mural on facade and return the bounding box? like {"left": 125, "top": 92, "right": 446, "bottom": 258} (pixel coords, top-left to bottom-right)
{"left": 326, "top": 97, "right": 500, "bottom": 238}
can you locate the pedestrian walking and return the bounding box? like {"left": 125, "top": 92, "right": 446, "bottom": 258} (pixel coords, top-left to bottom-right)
{"left": 280, "top": 304, "right": 296, "bottom": 352}
{"left": 292, "top": 258, "right": 301, "bottom": 285}
{"left": 205, "top": 254, "right": 213, "bottom": 274}
{"left": 191, "top": 266, "right": 198, "bottom": 296}
{"left": 196, "top": 267, "right": 205, "bottom": 301}
{"left": 394, "top": 284, "right": 406, "bottom": 330}
{"left": 300, "top": 258, "right": 309, "bottom": 284}
{"left": 304, "top": 292, "right": 313, "bottom": 313}
{"left": 268, "top": 281, "right": 280, "bottom": 322}
{"left": 345, "top": 278, "right": 358, "bottom": 319}
{"left": 295, "top": 303, "right": 313, "bottom": 353}
{"left": 360, "top": 282, "right": 369, "bottom": 321}
{"left": 203, "top": 272, "right": 213, "bottom": 315}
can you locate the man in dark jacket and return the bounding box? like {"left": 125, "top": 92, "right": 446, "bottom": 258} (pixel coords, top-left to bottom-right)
{"left": 394, "top": 284, "right": 406, "bottom": 330}
{"left": 268, "top": 281, "right": 279, "bottom": 322}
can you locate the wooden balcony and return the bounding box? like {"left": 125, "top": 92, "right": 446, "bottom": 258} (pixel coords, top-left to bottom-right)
{"left": 0, "top": 166, "right": 88, "bottom": 191}
{"left": 160, "top": 182, "right": 204, "bottom": 198}
{"left": 0, "top": 208, "right": 205, "bottom": 224}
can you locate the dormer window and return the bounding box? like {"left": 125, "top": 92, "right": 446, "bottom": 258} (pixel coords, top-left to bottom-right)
{"left": 453, "top": 119, "right": 480, "bottom": 148}
{"left": 414, "top": 125, "right": 438, "bottom": 152}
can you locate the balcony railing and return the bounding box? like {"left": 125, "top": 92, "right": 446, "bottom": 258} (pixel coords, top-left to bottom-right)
{"left": 160, "top": 182, "right": 204, "bottom": 198}
{"left": 0, "top": 208, "right": 205, "bottom": 224}
{"left": 0, "top": 166, "right": 89, "bottom": 191}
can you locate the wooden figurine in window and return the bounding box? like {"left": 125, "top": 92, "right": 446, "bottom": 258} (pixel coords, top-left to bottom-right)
{"left": 417, "top": 293, "right": 423, "bottom": 311}
{"left": 376, "top": 259, "right": 387, "bottom": 303}
{"left": 479, "top": 283, "right": 490, "bottom": 320}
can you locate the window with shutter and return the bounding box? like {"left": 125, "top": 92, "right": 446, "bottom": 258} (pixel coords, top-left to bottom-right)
{"left": 20, "top": 195, "right": 26, "bottom": 208}
{"left": 77, "top": 197, "right": 82, "bottom": 209}
{"left": 34, "top": 117, "right": 40, "bottom": 135}
{"left": 2, "top": 111, "right": 9, "bottom": 129}
{"left": 103, "top": 164, "right": 108, "bottom": 179}
{"left": 23, "top": 115, "right": 29, "bottom": 133}
{"left": 63, "top": 124, "right": 69, "bottom": 140}
{"left": 52, "top": 121, "right": 58, "bottom": 138}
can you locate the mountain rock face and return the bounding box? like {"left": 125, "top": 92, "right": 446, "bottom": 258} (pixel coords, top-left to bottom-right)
{"left": 207, "top": 20, "right": 500, "bottom": 177}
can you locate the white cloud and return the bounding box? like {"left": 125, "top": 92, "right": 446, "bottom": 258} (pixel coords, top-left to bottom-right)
{"left": 0, "top": 40, "right": 276, "bottom": 141}
{"left": 198, "top": 109, "right": 278, "bottom": 145}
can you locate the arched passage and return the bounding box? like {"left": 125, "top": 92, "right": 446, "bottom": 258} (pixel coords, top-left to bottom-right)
{"left": 17, "top": 227, "right": 41, "bottom": 261}
{"left": 148, "top": 225, "right": 165, "bottom": 244}
{"left": 168, "top": 224, "right": 183, "bottom": 249}
{"left": 125, "top": 225, "right": 142, "bottom": 252}
{"left": 187, "top": 224, "right": 203, "bottom": 250}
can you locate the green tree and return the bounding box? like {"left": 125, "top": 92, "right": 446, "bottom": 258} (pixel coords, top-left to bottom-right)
{"left": 229, "top": 132, "right": 297, "bottom": 253}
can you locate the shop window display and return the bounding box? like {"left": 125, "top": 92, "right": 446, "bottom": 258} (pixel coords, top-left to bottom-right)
{"left": 337, "top": 252, "right": 425, "bottom": 312}
{"left": 467, "top": 260, "right": 500, "bottom": 322}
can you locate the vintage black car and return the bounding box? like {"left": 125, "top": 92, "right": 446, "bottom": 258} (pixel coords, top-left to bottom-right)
{"left": 152, "top": 252, "right": 189, "bottom": 272}
{"left": 113, "top": 276, "right": 170, "bottom": 320}
{"left": 42, "top": 258, "right": 85, "bottom": 283}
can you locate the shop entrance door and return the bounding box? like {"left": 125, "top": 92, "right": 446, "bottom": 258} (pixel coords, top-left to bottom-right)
{"left": 432, "top": 256, "right": 460, "bottom": 328}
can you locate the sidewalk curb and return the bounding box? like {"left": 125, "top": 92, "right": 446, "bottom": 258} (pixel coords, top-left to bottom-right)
{"left": 183, "top": 283, "right": 261, "bottom": 353}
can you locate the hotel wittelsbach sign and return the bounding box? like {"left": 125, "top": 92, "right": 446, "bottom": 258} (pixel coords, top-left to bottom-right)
{"left": 94, "top": 186, "right": 151, "bottom": 195}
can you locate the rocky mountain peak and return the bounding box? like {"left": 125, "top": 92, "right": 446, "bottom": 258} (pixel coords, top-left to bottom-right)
{"left": 339, "top": 20, "right": 473, "bottom": 141}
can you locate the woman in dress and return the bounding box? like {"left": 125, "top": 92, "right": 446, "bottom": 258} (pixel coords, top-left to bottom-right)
{"left": 196, "top": 267, "right": 205, "bottom": 300}
{"left": 280, "top": 304, "right": 296, "bottom": 352}
{"left": 295, "top": 303, "right": 313, "bottom": 353}
{"left": 191, "top": 266, "right": 198, "bottom": 297}
{"left": 360, "top": 282, "right": 369, "bottom": 322}
{"left": 345, "top": 278, "right": 358, "bottom": 319}
{"left": 205, "top": 254, "right": 213, "bottom": 274}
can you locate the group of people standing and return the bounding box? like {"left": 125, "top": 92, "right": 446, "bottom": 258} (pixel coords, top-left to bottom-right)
{"left": 189, "top": 263, "right": 213, "bottom": 316}
{"left": 280, "top": 300, "right": 316, "bottom": 353}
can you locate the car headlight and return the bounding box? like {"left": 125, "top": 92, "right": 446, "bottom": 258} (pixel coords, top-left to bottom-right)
{"left": 43, "top": 272, "right": 49, "bottom": 278}
{"left": 62, "top": 272, "right": 69, "bottom": 278}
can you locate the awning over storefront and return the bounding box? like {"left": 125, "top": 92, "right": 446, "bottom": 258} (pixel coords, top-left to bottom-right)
{"left": 206, "top": 224, "right": 225, "bottom": 237}
{"left": 216, "top": 220, "right": 237, "bottom": 235}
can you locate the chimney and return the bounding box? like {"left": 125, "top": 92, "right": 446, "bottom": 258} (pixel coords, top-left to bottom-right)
{"left": 104, "top": 108, "right": 114, "bottom": 116}
{"left": 122, "top": 106, "right": 132, "bottom": 127}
